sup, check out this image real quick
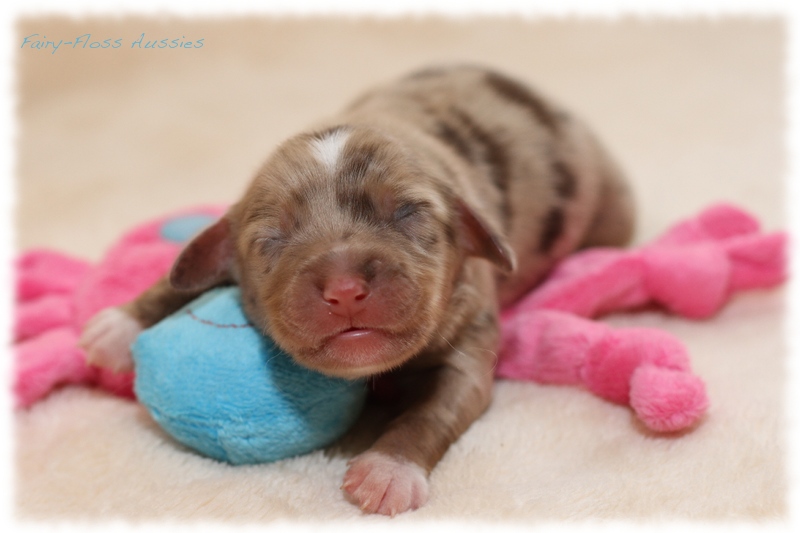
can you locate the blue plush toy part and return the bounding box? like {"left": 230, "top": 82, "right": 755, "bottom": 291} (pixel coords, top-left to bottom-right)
{"left": 132, "top": 286, "right": 367, "bottom": 465}
{"left": 159, "top": 213, "right": 219, "bottom": 243}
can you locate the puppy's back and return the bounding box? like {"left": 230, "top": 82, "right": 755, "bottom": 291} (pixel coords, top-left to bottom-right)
{"left": 326, "top": 65, "right": 635, "bottom": 306}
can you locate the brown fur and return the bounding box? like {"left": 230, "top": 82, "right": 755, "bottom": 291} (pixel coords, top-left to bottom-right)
{"left": 86, "top": 65, "right": 635, "bottom": 516}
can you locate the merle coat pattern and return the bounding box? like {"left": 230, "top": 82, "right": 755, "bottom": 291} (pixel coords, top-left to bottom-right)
{"left": 81, "top": 65, "right": 634, "bottom": 516}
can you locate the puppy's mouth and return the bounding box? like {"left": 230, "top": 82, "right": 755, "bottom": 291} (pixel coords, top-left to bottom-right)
{"left": 293, "top": 326, "right": 411, "bottom": 379}
{"left": 273, "top": 270, "right": 429, "bottom": 378}
{"left": 324, "top": 326, "right": 392, "bottom": 356}
{"left": 333, "top": 327, "right": 376, "bottom": 340}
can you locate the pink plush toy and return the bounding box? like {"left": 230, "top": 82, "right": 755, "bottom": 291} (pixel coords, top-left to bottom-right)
{"left": 13, "top": 203, "right": 787, "bottom": 435}
{"left": 13, "top": 206, "right": 225, "bottom": 408}
{"left": 498, "top": 310, "right": 710, "bottom": 432}
{"left": 496, "top": 203, "right": 787, "bottom": 432}
{"left": 503, "top": 203, "right": 786, "bottom": 320}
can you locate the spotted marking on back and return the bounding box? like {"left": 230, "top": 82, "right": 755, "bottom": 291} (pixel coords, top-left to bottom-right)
{"left": 539, "top": 207, "right": 565, "bottom": 253}
{"left": 425, "top": 105, "right": 512, "bottom": 231}
{"left": 483, "top": 71, "right": 559, "bottom": 133}
{"left": 552, "top": 160, "right": 577, "bottom": 199}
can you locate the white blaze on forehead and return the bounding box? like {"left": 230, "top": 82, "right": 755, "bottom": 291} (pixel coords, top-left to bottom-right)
{"left": 310, "top": 128, "right": 351, "bottom": 173}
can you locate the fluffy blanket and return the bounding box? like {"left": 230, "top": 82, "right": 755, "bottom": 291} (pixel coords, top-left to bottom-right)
{"left": 13, "top": 17, "right": 788, "bottom": 523}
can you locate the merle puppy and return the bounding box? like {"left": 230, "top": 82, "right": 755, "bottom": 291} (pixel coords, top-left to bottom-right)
{"left": 81, "top": 65, "right": 635, "bottom": 516}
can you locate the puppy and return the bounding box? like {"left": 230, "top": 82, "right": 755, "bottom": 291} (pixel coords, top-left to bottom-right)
{"left": 81, "top": 65, "right": 635, "bottom": 516}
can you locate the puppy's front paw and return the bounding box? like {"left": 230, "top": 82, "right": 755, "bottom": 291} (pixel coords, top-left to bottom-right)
{"left": 342, "top": 451, "right": 429, "bottom": 516}
{"left": 79, "top": 307, "right": 142, "bottom": 373}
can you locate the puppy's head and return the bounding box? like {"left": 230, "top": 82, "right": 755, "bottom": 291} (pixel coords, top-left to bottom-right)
{"left": 170, "top": 126, "right": 514, "bottom": 379}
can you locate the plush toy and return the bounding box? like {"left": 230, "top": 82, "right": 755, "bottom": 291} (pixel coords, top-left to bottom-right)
{"left": 498, "top": 310, "right": 710, "bottom": 432}
{"left": 12, "top": 203, "right": 787, "bottom": 463}
{"left": 13, "top": 206, "right": 226, "bottom": 408}
{"left": 502, "top": 203, "right": 786, "bottom": 320}
{"left": 496, "top": 203, "right": 787, "bottom": 432}
{"left": 14, "top": 205, "right": 368, "bottom": 465}
{"left": 133, "top": 286, "right": 367, "bottom": 465}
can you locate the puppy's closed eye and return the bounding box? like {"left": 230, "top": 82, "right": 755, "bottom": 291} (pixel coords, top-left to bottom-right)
{"left": 393, "top": 202, "right": 424, "bottom": 222}
{"left": 392, "top": 201, "right": 439, "bottom": 245}
{"left": 254, "top": 234, "right": 287, "bottom": 257}
{"left": 393, "top": 200, "right": 435, "bottom": 226}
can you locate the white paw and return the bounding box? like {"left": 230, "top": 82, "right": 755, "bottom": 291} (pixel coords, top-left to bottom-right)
{"left": 341, "top": 451, "right": 429, "bottom": 516}
{"left": 79, "top": 307, "right": 142, "bottom": 373}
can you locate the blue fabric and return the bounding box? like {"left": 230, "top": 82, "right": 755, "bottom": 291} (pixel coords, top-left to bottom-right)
{"left": 132, "top": 287, "right": 367, "bottom": 465}
{"left": 159, "top": 214, "right": 219, "bottom": 243}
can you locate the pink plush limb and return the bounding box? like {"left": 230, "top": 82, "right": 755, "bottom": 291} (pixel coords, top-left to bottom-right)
{"left": 14, "top": 294, "right": 74, "bottom": 342}
{"left": 640, "top": 243, "right": 731, "bottom": 318}
{"left": 651, "top": 202, "right": 760, "bottom": 246}
{"left": 73, "top": 206, "right": 227, "bottom": 325}
{"left": 497, "top": 310, "right": 607, "bottom": 384}
{"left": 723, "top": 231, "right": 788, "bottom": 291}
{"left": 581, "top": 328, "right": 691, "bottom": 405}
{"left": 15, "top": 249, "right": 91, "bottom": 302}
{"left": 639, "top": 231, "right": 786, "bottom": 318}
{"left": 500, "top": 251, "right": 647, "bottom": 320}
{"left": 498, "top": 309, "right": 708, "bottom": 432}
{"left": 629, "top": 366, "right": 709, "bottom": 432}
{"left": 12, "top": 206, "right": 228, "bottom": 409}
{"left": 12, "top": 242, "right": 159, "bottom": 406}
{"left": 501, "top": 204, "right": 786, "bottom": 323}
{"left": 74, "top": 242, "right": 183, "bottom": 325}
{"left": 14, "top": 326, "right": 97, "bottom": 408}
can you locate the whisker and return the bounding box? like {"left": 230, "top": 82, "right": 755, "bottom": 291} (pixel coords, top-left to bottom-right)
{"left": 437, "top": 334, "right": 499, "bottom": 376}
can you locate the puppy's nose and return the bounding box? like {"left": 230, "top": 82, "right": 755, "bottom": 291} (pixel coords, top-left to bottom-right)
{"left": 322, "top": 274, "right": 370, "bottom": 317}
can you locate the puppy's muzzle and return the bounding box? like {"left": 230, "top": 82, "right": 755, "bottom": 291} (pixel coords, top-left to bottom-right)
{"left": 283, "top": 244, "right": 418, "bottom": 342}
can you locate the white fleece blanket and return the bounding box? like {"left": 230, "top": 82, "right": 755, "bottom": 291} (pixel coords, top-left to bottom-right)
{"left": 12, "top": 17, "right": 788, "bottom": 524}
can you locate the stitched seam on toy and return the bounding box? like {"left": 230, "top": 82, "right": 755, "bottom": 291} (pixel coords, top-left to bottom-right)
{"left": 186, "top": 309, "right": 253, "bottom": 329}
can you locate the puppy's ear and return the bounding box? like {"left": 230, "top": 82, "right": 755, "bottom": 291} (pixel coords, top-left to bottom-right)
{"left": 170, "top": 216, "right": 235, "bottom": 291}
{"left": 457, "top": 198, "right": 517, "bottom": 274}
